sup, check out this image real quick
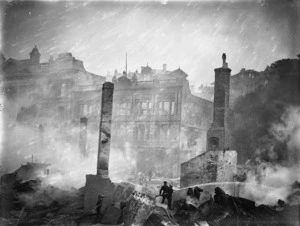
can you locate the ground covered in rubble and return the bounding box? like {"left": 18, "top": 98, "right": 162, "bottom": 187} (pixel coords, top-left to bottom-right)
{"left": 1, "top": 163, "right": 300, "bottom": 226}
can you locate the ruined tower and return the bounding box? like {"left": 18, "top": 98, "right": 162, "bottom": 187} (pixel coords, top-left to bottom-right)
{"left": 207, "top": 53, "right": 232, "bottom": 151}
{"left": 84, "top": 82, "right": 115, "bottom": 212}
{"left": 180, "top": 54, "right": 237, "bottom": 188}
{"left": 29, "top": 45, "right": 40, "bottom": 65}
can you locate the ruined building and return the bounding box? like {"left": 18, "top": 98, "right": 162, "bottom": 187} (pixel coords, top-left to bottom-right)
{"left": 194, "top": 67, "right": 273, "bottom": 108}
{"left": 180, "top": 54, "right": 237, "bottom": 188}
{"left": 1, "top": 46, "right": 105, "bottom": 168}
{"left": 110, "top": 64, "right": 213, "bottom": 179}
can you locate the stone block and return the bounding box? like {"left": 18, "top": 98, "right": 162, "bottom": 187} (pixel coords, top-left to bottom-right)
{"left": 123, "top": 191, "right": 155, "bottom": 226}
{"left": 101, "top": 205, "right": 122, "bottom": 225}
{"left": 84, "top": 174, "right": 115, "bottom": 213}
{"left": 113, "top": 184, "right": 125, "bottom": 202}
{"left": 180, "top": 150, "right": 237, "bottom": 188}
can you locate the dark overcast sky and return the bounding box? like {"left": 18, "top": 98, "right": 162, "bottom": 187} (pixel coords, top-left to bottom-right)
{"left": 1, "top": 0, "right": 299, "bottom": 85}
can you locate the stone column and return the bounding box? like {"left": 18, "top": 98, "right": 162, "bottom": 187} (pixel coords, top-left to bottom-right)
{"left": 84, "top": 82, "right": 115, "bottom": 213}
{"left": 97, "top": 82, "right": 114, "bottom": 177}
{"left": 79, "top": 117, "right": 88, "bottom": 156}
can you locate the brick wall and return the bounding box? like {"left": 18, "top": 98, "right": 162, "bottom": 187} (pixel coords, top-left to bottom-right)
{"left": 180, "top": 150, "right": 237, "bottom": 188}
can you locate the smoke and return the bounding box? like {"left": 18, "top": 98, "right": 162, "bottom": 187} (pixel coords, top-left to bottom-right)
{"left": 1, "top": 121, "right": 98, "bottom": 190}
{"left": 270, "top": 106, "right": 300, "bottom": 151}
{"left": 232, "top": 56, "right": 300, "bottom": 163}
{"left": 243, "top": 162, "right": 300, "bottom": 205}
{"left": 242, "top": 106, "right": 300, "bottom": 205}
{"left": 0, "top": 85, "right": 100, "bottom": 189}
{"left": 109, "top": 143, "right": 137, "bottom": 183}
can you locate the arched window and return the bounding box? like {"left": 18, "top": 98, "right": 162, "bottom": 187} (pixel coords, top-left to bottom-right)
{"left": 209, "top": 137, "right": 219, "bottom": 149}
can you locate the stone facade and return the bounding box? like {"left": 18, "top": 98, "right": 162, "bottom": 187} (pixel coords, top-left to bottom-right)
{"left": 180, "top": 54, "right": 237, "bottom": 188}
{"left": 110, "top": 65, "right": 213, "bottom": 179}
{"left": 1, "top": 47, "right": 105, "bottom": 170}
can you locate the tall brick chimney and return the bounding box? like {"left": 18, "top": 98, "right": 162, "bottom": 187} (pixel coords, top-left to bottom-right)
{"left": 180, "top": 54, "right": 237, "bottom": 188}
{"left": 97, "top": 82, "right": 114, "bottom": 177}
{"left": 207, "top": 53, "right": 232, "bottom": 151}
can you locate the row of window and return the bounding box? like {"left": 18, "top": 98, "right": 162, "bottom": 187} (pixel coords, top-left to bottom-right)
{"left": 136, "top": 124, "right": 178, "bottom": 141}
{"left": 113, "top": 123, "right": 179, "bottom": 142}
{"left": 115, "top": 100, "right": 176, "bottom": 116}
{"left": 80, "top": 104, "right": 101, "bottom": 116}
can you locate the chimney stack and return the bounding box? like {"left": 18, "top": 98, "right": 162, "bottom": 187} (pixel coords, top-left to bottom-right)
{"left": 97, "top": 82, "right": 114, "bottom": 177}
{"left": 207, "top": 53, "right": 232, "bottom": 151}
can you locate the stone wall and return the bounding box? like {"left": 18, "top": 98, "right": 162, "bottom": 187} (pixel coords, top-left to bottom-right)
{"left": 84, "top": 177, "right": 135, "bottom": 213}
{"left": 180, "top": 150, "right": 237, "bottom": 188}
{"left": 84, "top": 175, "right": 115, "bottom": 212}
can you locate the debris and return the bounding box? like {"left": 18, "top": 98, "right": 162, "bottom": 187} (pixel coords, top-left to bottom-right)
{"left": 123, "top": 191, "right": 155, "bottom": 226}
{"left": 193, "top": 187, "right": 203, "bottom": 200}
{"left": 292, "top": 181, "right": 300, "bottom": 189}
{"left": 101, "top": 205, "right": 122, "bottom": 225}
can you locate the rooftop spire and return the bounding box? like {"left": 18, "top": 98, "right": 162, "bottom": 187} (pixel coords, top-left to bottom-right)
{"left": 222, "top": 53, "right": 228, "bottom": 68}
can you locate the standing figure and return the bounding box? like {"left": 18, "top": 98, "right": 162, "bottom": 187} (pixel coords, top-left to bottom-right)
{"left": 167, "top": 184, "right": 174, "bottom": 210}
{"left": 96, "top": 194, "right": 104, "bottom": 215}
{"left": 160, "top": 181, "right": 169, "bottom": 205}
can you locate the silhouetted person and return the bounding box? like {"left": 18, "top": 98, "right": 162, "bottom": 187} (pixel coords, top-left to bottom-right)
{"left": 167, "top": 184, "right": 173, "bottom": 209}
{"left": 160, "top": 181, "right": 169, "bottom": 204}
{"left": 160, "top": 181, "right": 173, "bottom": 209}
{"left": 96, "top": 194, "right": 104, "bottom": 215}
{"left": 194, "top": 186, "right": 203, "bottom": 200}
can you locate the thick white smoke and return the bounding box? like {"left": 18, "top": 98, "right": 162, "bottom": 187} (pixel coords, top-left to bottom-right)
{"left": 244, "top": 163, "right": 300, "bottom": 205}
{"left": 271, "top": 106, "right": 300, "bottom": 151}
{"left": 0, "top": 91, "right": 99, "bottom": 190}
{"left": 243, "top": 106, "right": 300, "bottom": 205}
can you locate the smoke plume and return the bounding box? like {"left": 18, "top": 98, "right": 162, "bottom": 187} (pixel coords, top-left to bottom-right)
{"left": 232, "top": 56, "right": 300, "bottom": 163}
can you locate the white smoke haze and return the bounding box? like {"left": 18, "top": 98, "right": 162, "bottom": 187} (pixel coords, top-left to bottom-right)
{"left": 244, "top": 163, "right": 300, "bottom": 205}
{"left": 243, "top": 106, "right": 300, "bottom": 205}
{"left": 0, "top": 93, "right": 100, "bottom": 189}
{"left": 1, "top": 120, "right": 98, "bottom": 189}
{"left": 271, "top": 106, "right": 300, "bottom": 151}
{"left": 109, "top": 144, "right": 137, "bottom": 183}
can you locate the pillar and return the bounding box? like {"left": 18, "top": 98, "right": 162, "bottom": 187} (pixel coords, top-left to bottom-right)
{"left": 97, "top": 82, "right": 114, "bottom": 177}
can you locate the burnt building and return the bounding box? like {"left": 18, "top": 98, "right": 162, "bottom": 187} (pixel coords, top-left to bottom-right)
{"left": 180, "top": 54, "right": 237, "bottom": 188}
{"left": 1, "top": 46, "right": 105, "bottom": 169}
{"left": 110, "top": 64, "right": 213, "bottom": 179}
{"left": 194, "top": 67, "right": 272, "bottom": 108}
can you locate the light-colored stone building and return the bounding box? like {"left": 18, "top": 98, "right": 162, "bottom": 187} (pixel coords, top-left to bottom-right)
{"left": 110, "top": 65, "right": 213, "bottom": 179}
{"left": 1, "top": 46, "right": 106, "bottom": 170}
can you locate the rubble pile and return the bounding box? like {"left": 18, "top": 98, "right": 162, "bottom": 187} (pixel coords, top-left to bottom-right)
{"left": 0, "top": 163, "right": 83, "bottom": 225}
{"left": 170, "top": 186, "right": 300, "bottom": 226}
{"left": 1, "top": 163, "right": 300, "bottom": 226}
